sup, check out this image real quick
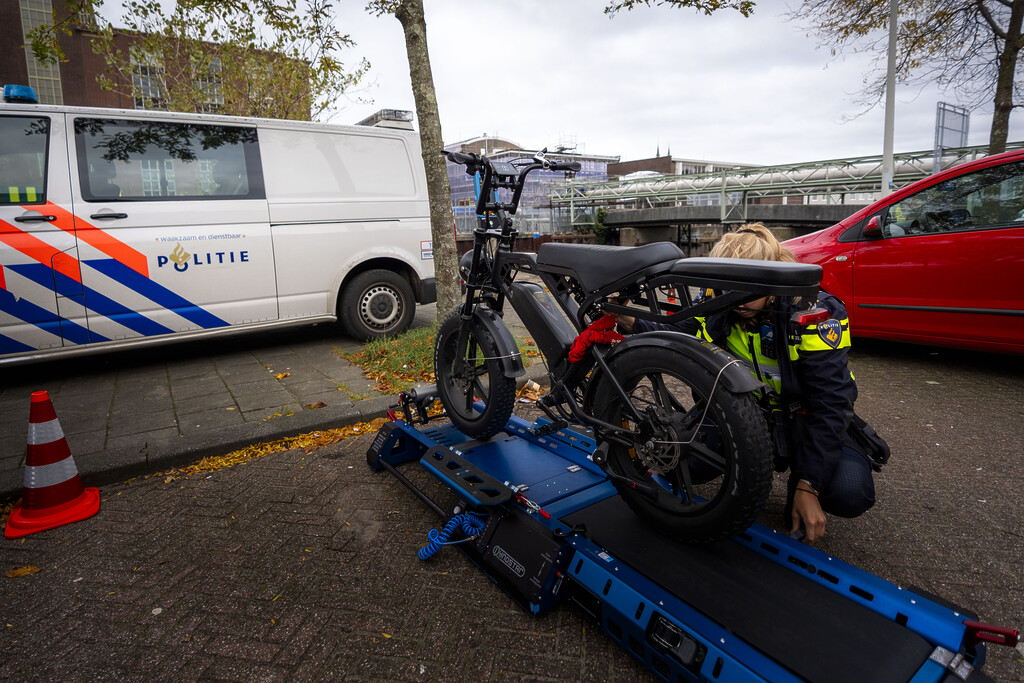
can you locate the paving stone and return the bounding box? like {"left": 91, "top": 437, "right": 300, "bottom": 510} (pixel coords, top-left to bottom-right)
{"left": 173, "top": 393, "right": 238, "bottom": 416}
{"left": 51, "top": 389, "right": 116, "bottom": 416}
{"left": 178, "top": 408, "right": 247, "bottom": 434}
{"left": 65, "top": 428, "right": 107, "bottom": 457}
{"left": 281, "top": 378, "right": 343, "bottom": 399}
{"left": 241, "top": 406, "right": 300, "bottom": 423}
{"left": 234, "top": 391, "right": 298, "bottom": 413}
{"left": 323, "top": 363, "right": 371, "bottom": 383}
{"left": 230, "top": 379, "right": 290, "bottom": 400}
{"left": 53, "top": 408, "right": 109, "bottom": 433}
{"left": 170, "top": 377, "right": 230, "bottom": 401}
{"left": 107, "top": 410, "right": 179, "bottom": 437}
{"left": 105, "top": 426, "right": 181, "bottom": 451}
{"left": 295, "top": 390, "right": 348, "bottom": 409}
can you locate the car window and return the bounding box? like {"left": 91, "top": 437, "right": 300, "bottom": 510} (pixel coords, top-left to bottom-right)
{"left": 0, "top": 116, "right": 49, "bottom": 205}
{"left": 73, "top": 118, "right": 265, "bottom": 201}
{"left": 883, "top": 160, "right": 1024, "bottom": 237}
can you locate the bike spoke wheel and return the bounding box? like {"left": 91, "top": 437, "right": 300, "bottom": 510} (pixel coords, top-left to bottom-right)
{"left": 589, "top": 345, "right": 772, "bottom": 543}
{"left": 435, "top": 312, "right": 516, "bottom": 440}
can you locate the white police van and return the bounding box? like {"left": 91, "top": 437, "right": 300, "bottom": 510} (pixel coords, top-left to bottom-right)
{"left": 0, "top": 85, "right": 435, "bottom": 365}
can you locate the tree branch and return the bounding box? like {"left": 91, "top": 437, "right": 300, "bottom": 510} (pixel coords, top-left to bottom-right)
{"left": 978, "top": 0, "right": 1009, "bottom": 39}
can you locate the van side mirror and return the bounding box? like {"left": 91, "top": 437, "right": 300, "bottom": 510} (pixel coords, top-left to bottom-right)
{"left": 863, "top": 215, "right": 882, "bottom": 238}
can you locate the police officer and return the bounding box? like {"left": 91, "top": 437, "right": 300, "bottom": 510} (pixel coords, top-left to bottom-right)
{"left": 614, "top": 223, "right": 876, "bottom": 544}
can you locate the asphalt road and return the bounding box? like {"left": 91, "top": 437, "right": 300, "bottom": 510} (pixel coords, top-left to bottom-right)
{"left": 1, "top": 325, "right": 1022, "bottom": 680}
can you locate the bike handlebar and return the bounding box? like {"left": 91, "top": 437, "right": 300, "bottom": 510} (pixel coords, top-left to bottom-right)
{"left": 442, "top": 150, "right": 484, "bottom": 172}
{"left": 441, "top": 150, "right": 580, "bottom": 175}
{"left": 548, "top": 160, "right": 582, "bottom": 172}
{"left": 442, "top": 147, "right": 580, "bottom": 219}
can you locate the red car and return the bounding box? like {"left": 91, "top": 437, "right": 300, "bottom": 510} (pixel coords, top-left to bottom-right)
{"left": 784, "top": 149, "right": 1024, "bottom": 354}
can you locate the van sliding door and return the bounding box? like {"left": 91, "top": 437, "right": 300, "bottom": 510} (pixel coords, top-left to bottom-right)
{"left": 70, "top": 117, "right": 275, "bottom": 344}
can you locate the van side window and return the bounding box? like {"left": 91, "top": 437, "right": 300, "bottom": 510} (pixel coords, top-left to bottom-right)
{"left": 260, "top": 129, "right": 416, "bottom": 200}
{"left": 0, "top": 116, "right": 49, "bottom": 205}
{"left": 884, "top": 161, "right": 1024, "bottom": 236}
{"left": 74, "top": 118, "right": 265, "bottom": 201}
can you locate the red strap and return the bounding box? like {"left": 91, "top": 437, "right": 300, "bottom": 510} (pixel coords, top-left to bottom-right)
{"left": 568, "top": 315, "right": 624, "bottom": 363}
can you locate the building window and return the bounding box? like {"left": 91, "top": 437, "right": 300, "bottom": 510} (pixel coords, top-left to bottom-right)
{"left": 194, "top": 56, "right": 224, "bottom": 114}
{"left": 19, "top": 0, "right": 64, "bottom": 105}
{"left": 130, "top": 48, "right": 167, "bottom": 111}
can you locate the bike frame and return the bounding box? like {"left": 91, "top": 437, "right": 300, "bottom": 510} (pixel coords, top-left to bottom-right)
{"left": 449, "top": 150, "right": 822, "bottom": 445}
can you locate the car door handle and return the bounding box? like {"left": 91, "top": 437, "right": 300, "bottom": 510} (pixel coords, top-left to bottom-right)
{"left": 90, "top": 212, "right": 128, "bottom": 220}
{"left": 14, "top": 214, "right": 57, "bottom": 223}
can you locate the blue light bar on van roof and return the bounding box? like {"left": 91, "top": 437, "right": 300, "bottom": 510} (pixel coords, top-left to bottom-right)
{"left": 3, "top": 85, "right": 39, "bottom": 104}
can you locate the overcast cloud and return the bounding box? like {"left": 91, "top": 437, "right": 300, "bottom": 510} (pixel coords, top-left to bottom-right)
{"left": 334, "top": 0, "right": 1024, "bottom": 166}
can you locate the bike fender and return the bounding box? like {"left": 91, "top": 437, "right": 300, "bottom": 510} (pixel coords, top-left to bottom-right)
{"left": 472, "top": 306, "right": 526, "bottom": 379}
{"left": 607, "top": 331, "right": 764, "bottom": 394}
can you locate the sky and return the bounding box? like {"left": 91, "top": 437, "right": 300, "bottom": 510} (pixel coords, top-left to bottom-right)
{"left": 331, "top": 0, "right": 1024, "bottom": 167}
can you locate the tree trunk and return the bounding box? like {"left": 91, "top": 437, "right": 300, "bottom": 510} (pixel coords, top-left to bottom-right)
{"left": 988, "top": 0, "right": 1024, "bottom": 155}
{"left": 394, "top": 0, "right": 460, "bottom": 323}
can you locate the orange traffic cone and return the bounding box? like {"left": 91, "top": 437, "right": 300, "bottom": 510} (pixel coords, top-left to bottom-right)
{"left": 4, "top": 391, "right": 100, "bottom": 539}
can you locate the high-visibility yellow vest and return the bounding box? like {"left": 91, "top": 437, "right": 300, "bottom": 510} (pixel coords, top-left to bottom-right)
{"left": 3, "top": 186, "right": 39, "bottom": 203}
{"left": 692, "top": 311, "right": 852, "bottom": 395}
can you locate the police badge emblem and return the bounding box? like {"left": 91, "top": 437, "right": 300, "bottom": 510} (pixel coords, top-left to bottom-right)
{"left": 818, "top": 319, "right": 843, "bottom": 349}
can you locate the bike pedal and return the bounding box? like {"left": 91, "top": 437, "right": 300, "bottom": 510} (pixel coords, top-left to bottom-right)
{"left": 533, "top": 420, "right": 568, "bottom": 437}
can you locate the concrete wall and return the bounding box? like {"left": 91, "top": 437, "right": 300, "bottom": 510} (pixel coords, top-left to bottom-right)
{"left": 604, "top": 203, "right": 867, "bottom": 228}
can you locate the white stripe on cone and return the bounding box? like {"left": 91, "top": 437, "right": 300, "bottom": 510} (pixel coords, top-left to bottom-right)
{"left": 27, "top": 417, "right": 64, "bottom": 445}
{"left": 23, "top": 458, "right": 80, "bottom": 489}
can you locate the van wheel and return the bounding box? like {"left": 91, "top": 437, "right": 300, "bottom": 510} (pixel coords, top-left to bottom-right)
{"left": 340, "top": 269, "right": 416, "bottom": 341}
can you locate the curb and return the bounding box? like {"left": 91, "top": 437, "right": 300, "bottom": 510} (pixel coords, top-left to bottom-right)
{"left": 0, "top": 364, "right": 550, "bottom": 501}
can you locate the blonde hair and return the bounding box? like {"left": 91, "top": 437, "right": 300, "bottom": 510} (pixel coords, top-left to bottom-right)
{"left": 709, "top": 223, "right": 796, "bottom": 263}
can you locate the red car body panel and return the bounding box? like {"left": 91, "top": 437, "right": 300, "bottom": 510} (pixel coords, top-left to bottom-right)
{"left": 784, "top": 149, "right": 1024, "bottom": 354}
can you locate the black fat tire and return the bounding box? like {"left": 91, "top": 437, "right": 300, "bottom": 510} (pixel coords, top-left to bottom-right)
{"left": 589, "top": 345, "right": 772, "bottom": 543}
{"left": 435, "top": 312, "right": 516, "bottom": 439}
{"left": 340, "top": 269, "right": 415, "bottom": 341}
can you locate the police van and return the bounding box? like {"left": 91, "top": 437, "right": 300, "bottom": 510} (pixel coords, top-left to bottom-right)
{"left": 0, "top": 85, "right": 435, "bottom": 366}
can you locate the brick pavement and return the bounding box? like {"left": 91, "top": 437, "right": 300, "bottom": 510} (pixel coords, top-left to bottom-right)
{"left": 1, "top": 330, "right": 1023, "bottom": 680}
{"left": 0, "top": 426, "right": 647, "bottom": 681}
{"left": 0, "top": 304, "right": 542, "bottom": 501}
{"left": 0, "top": 322, "right": 390, "bottom": 500}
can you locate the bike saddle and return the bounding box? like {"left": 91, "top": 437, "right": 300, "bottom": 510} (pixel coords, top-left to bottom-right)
{"left": 536, "top": 242, "right": 685, "bottom": 292}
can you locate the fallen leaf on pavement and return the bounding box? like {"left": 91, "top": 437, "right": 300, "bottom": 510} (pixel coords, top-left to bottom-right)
{"left": 6, "top": 566, "right": 41, "bottom": 578}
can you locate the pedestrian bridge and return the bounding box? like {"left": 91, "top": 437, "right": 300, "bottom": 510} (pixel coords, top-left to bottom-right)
{"left": 550, "top": 143, "right": 1020, "bottom": 229}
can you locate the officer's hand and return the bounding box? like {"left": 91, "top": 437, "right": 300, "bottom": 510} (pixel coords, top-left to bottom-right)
{"left": 791, "top": 490, "right": 826, "bottom": 544}
{"left": 613, "top": 314, "right": 634, "bottom": 334}
{"left": 609, "top": 297, "right": 634, "bottom": 334}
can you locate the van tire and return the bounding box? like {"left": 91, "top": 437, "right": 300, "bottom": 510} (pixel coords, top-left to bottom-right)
{"left": 340, "top": 269, "right": 416, "bottom": 341}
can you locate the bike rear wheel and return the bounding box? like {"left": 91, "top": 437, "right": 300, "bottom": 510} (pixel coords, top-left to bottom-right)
{"left": 589, "top": 345, "right": 772, "bottom": 543}
{"left": 435, "top": 312, "right": 516, "bottom": 439}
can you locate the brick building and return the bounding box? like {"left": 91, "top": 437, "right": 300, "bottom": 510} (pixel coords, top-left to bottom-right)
{"left": 2, "top": 0, "right": 305, "bottom": 117}
{"left": 2, "top": 0, "right": 138, "bottom": 108}
{"left": 608, "top": 153, "right": 758, "bottom": 179}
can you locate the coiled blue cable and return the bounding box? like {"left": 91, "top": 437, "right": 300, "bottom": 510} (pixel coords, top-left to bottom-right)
{"left": 418, "top": 513, "right": 486, "bottom": 560}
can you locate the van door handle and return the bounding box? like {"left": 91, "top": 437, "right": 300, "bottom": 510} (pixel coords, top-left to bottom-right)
{"left": 15, "top": 214, "right": 57, "bottom": 223}
{"left": 90, "top": 212, "right": 128, "bottom": 220}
